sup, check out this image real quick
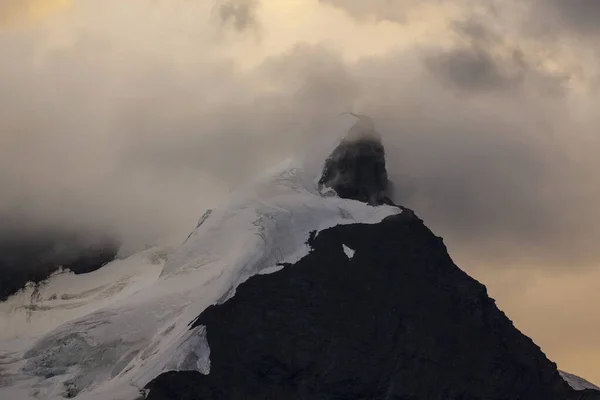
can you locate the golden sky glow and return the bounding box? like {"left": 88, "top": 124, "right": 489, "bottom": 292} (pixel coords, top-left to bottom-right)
{"left": 0, "top": 0, "right": 72, "bottom": 26}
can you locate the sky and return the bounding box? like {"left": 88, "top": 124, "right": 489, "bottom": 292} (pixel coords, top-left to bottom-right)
{"left": 0, "top": 0, "right": 599, "bottom": 383}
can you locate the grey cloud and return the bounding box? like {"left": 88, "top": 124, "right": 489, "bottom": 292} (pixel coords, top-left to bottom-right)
{"left": 424, "top": 44, "right": 567, "bottom": 96}
{"left": 453, "top": 19, "right": 498, "bottom": 44}
{"left": 317, "top": 0, "right": 488, "bottom": 24}
{"left": 317, "top": 0, "right": 424, "bottom": 23}
{"left": 317, "top": 0, "right": 599, "bottom": 89}
{"left": 425, "top": 19, "right": 569, "bottom": 96}
{"left": 535, "top": 0, "right": 600, "bottom": 35}
{"left": 320, "top": 0, "right": 600, "bottom": 38}
{"left": 216, "top": 0, "right": 259, "bottom": 32}
{"left": 425, "top": 46, "right": 515, "bottom": 92}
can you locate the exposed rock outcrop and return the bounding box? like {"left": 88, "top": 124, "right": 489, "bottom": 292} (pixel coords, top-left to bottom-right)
{"left": 318, "top": 114, "right": 393, "bottom": 205}
{"left": 319, "top": 137, "right": 391, "bottom": 205}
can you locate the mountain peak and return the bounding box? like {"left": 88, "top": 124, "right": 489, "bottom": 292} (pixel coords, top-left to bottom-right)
{"left": 1, "top": 115, "right": 598, "bottom": 399}
{"left": 147, "top": 207, "right": 598, "bottom": 400}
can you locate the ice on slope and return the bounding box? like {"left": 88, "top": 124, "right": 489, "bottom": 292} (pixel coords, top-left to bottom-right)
{"left": 0, "top": 248, "right": 168, "bottom": 341}
{"left": 0, "top": 248, "right": 169, "bottom": 399}
{"left": 0, "top": 156, "right": 400, "bottom": 399}
{"left": 560, "top": 370, "right": 600, "bottom": 391}
{"left": 342, "top": 245, "right": 355, "bottom": 260}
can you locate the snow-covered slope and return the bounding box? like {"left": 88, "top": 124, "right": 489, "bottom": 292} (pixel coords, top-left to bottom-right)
{"left": 0, "top": 145, "right": 400, "bottom": 399}
{"left": 0, "top": 248, "right": 168, "bottom": 341}
{"left": 561, "top": 370, "right": 600, "bottom": 392}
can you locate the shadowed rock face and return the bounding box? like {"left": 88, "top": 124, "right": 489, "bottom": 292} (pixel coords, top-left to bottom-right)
{"left": 0, "top": 230, "right": 119, "bottom": 301}
{"left": 317, "top": 114, "right": 394, "bottom": 206}
{"left": 319, "top": 137, "right": 391, "bottom": 205}
{"left": 146, "top": 207, "right": 599, "bottom": 400}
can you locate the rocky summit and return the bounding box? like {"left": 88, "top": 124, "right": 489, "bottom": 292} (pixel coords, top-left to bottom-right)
{"left": 318, "top": 137, "right": 391, "bottom": 205}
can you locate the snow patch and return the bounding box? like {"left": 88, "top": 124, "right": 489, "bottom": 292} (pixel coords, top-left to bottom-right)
{"left": 560, "top": 370, "right": 600, "bottom": 391}
{"left": 258, "top": 265, "right": 285, "bottom": 275}
{"left": 342, "top": 245, "right": 355, "bottom": 260}
{"left": 0, "top": 247, "right": 168, "bottom": 341}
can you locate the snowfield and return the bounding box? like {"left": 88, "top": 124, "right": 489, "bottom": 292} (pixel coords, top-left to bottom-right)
{"left": 0, "top": 144, "right": 400, "bottom": 399}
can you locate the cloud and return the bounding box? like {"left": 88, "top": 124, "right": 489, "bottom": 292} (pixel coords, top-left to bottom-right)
{"left": 216, "top": 0, "right": 259, "bottom": 32}
{"left": 0, "top": 1, "right": 597, "bottom": 266}
{"left": 425, "top": 20, "right": 568, "bottom": 95}
{"left": 0, "top": 0, "right": 72, "bottom": 26}
{"left": 0, "top": 3, "right": 358, "bottom": 248}
{"left": 320, "top": 0, "right": 600, "bottom": 38}
{"left": 317, "top": 0, "right": 417, "bottom": 23}
{"left": 531, "top": 0, "right": 600, "bottom": 35}
{"left": 425, "top": 46, "right": 516, "bottom": 92}
{"left": 0, "top": 0, "right": 598, "bottom": 269}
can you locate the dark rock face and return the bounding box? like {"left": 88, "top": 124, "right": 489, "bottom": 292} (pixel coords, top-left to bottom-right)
{"left": 576, "top": 390, "right": 600, "bottom": 400}
{"left": 147, "top": 207, "right": 597, "bottom": 400}
{"left": 0, "top": 231, "right": 119, "bottom": 301}
{"left": 319, "top": 138, "right": 391, "bottom": 205}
